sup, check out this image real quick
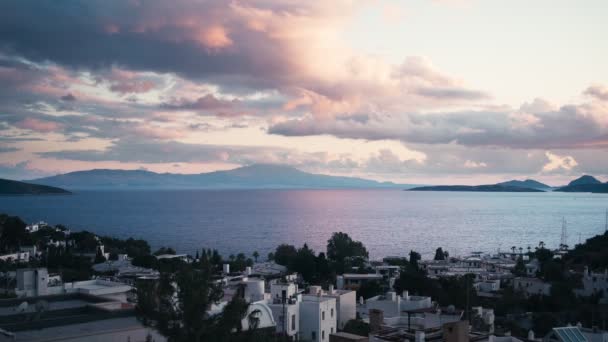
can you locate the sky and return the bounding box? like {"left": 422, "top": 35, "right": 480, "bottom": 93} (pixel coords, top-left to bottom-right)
{"left": 0, "top": 0, "right": 607, "bottom": 185}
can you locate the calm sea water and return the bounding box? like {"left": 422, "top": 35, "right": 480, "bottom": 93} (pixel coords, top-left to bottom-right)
{"left": 1, "top": 190, "right": 607, "bottom": 259}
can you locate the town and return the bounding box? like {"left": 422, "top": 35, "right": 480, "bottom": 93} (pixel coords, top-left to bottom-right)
{"left": 0, "top": 213, "right": 606, "bottom": 342}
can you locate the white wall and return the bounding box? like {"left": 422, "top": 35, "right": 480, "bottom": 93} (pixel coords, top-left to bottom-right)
{"left": 300, "top": 296, "right": 336, "bottom": 342}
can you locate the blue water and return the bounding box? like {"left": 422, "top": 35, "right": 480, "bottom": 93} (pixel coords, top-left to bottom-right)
{"left": 1, "top": 190, "right": 606, "bottom": 259}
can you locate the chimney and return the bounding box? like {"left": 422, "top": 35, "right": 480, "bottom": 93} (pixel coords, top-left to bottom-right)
{"left": 223, "top": 264, "right": 230, "bottom": 274}
{"left": 328, "top": 285, "right": 334, "bottom": 294}
{"left": 246, "top": 266, "right": 252, "bottom": 275}
{"left": 402, "top": 290, "right": 409, "bottom": 301}
{"left": 528, "top": 330, "right": 535, "bottom": 340}
{"left": 369, "top": 309, "right": 384, "bottom": 333}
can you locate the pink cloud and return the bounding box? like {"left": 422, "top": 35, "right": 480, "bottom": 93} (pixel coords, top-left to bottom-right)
{"left": 15, "top": 118, "right": 63, "bottom": 133}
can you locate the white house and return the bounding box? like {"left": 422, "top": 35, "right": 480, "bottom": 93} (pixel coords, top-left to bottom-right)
{"left": 300, "top": 294, "right": 337, "bottom": 342}
{"left": 318, "top": 285, "right": 356, "bottom": 330}
{"left": 513, "top": 277, "right": 552, "bottom": 297}
{"left": 575, "top": 267, "right": 608, "bottom": 302}
{"left": 475, "top": 279, "right": 501, "bottom": 293}
{"left": 268, "top": 281, "right": 301, "bottom": 339}
{"left": 358, "top": 291, "right": 432, "bottom": 319}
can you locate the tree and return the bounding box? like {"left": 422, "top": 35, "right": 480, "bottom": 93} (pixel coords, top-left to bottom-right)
{"left": 153, "top": 247, "right": 176, "bottom": 256}
{"left": 343, "top": 319, "right": 370, "bottom": 336}
{"left": 252, "top": 251, "right": 259, "bottom": 263}
{"left": 434, "top": 247, "right": 447, "bottom": 261}
{"left": 409, "top": 250, "right": 421, "bottom": 269}
{"left": 137, "top": 265, "right": 224, "bottom": 342}
{"left": 0, "top": 214, "right": 28, "bottom": 253}
{"left": 357, "top": 280, "right": 383, "bottom": 300}
{"left": 326, "top": 232, "right": 368, "bottom": 261}
{"left": 292, "top": 244, "right": 317, "bottom": 282}
{"left": 512, "top": 257, "right": 526, "bottom": 277}
{"left": 94, "top": 246, "right": 106, "bottom": 263}
{"left": 273, "top": 244, "right": 297, "bottom": 266}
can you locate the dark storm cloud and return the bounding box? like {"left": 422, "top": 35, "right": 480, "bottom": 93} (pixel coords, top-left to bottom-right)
{"left": 0, "top": 1, "right": 297, "bottom": 91}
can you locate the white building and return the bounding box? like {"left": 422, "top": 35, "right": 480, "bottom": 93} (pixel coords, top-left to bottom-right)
{"left": 300, "top": 293, "right": 337, "bottom": 342}
{"left": 318, "top": 285, "right": 356, "bottom": 330}
{"left": 358, "top": 291, "right": 432, "bottom": 319}
{"left": 475, "top": 279, "right": 501, "bottom": 293}
{"left": 0, "top": 252, "right": 30, "bottom": 263}
{"left": 268, "top": 281, "right": 301, "bottom": 339}
{"left": 25, "top": 221, "right": 47, "bottom": 233}
{"left": 513, "top": 277, "right": 552, "bottom": 297}
{"left": 337, "top": 273, "right": 384, "bottom": 291}
{"left": 575, "top": 267, "right": 608, "bottom": 302}
{"left": 16, "top": 268, "right": 48, "bottom": 297}
{"left": 15, "top": 267, "right": 132, "bottom": 300}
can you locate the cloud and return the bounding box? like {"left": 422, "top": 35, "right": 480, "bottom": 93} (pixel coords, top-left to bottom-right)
{"left": 160, "top": 94, "right": 244, "bottom": 117}
{"left": 584, "top": 84, "right": 608, "bottom": 101}
{"left": 542, "top": 151, "right": 578, "bottom": 173}
{"left": 14, "top": 118, "right": 63, "bottom": 133}
{"left": 0, "top": 161, "right": 52, "bottom": 180}
{"left": 60, "top": 93, "right": 77, "bottom": 101}
{"left": 0, "top": 146, "right": 20, "bottom": 153}
{"left": 269, "top": 91, "right": 608, "bottom": 150}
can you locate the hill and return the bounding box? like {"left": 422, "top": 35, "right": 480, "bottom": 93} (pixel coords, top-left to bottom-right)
{"left": 28, "top": 164, "right": 416, "bottom": 190}
{"left": 554, "top": 175, "right": 607, "bottom": 193}
{"left": 567, "top": 175, "right": 602, "bottom": 187}
{"left": 496, "top": 179, "right": 550, "bottom": 190}
{"left": 0, "top": 178, "right": 70, "bottom": 195}
{"left": 409, "top": 184, "right": 544, "bottom": 192}
{"left": 554, "top": 183, "right": 608, "bottom": 193}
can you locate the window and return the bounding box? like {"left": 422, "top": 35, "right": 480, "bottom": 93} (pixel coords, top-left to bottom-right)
{"left": 322, "top": 311, "right": 325, "bottom": 320}
{"left": 312, "top": 331, "right": 316, "bottom": 340}
{"left": 291, "top": 314, "right": 296, "bottom": 331}
{"left": 331, "top": 308, "right": 334, "bottom": 318}
{"left": 322, "top": 330, "right": 325, "bottom": 340}
{"left": 331, "top": 327, "right": 334, "bottom": 333}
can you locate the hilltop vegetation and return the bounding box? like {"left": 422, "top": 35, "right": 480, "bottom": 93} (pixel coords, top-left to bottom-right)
{"left": 0, "top": 178, "right": 70, "bottom": 195}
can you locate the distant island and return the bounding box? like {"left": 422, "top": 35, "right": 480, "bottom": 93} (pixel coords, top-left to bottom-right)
{"left": 409, "top": 184, "right": 545, "bottom": 192}
{"left": 496, "top": 179, "right": 550, "bottom": 190}
{"left": 26, "top": 164, "right": 418, "bottom": 190}
{"left": 554, "top": 175, "right": 608, "bottom": 193}
{"left": 0, "top": 178, "right": 70, "bottom": 195}
{"left": 411, "top": 175, "right": 608, "bottom": 193}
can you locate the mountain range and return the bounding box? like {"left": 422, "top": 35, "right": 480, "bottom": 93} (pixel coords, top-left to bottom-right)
{"left": 2, "top": 165, "right": 604, "bottom": 193}
{"left": 27, "top": 164, "right": 415, "bottom": 190}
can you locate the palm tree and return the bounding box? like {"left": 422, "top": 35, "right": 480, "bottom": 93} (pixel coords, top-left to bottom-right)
{"left": 519, "top": 247, "right": 523, "bottom": 255}
{"left": 252, "top": 251, "right": 259, "bottom": 263}
{"left": 527, "top": 246, "right": 531, "bottom": 254}
{"left": 511, "top": 246, "right": 516, "bottom": 254}
{"left": 538, "top": 241, "right": 545, "bottom": 249}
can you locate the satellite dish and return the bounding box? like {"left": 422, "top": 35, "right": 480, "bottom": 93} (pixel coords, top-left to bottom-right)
{"left": 16, "top": 301, "right": 28, "bottom": 312}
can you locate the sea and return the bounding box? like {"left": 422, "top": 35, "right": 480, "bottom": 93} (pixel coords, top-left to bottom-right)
{"left": 1, "top": 190, "right": 607, "bottom": 259}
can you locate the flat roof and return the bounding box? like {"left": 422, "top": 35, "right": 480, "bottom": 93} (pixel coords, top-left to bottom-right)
{"left": 342, "top": 273, "right": 383, "bottom": 279}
